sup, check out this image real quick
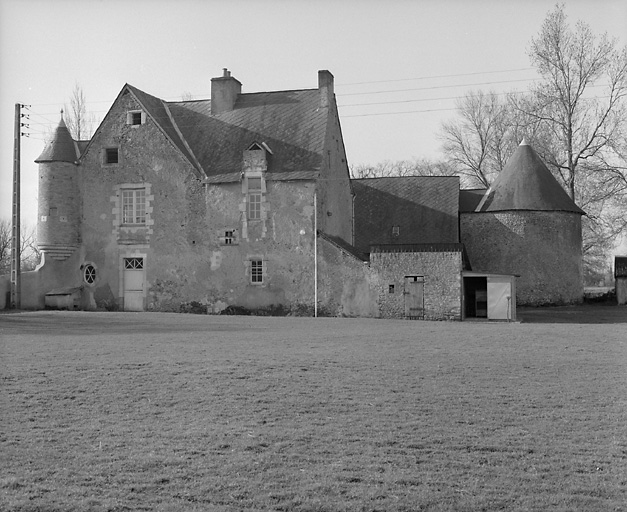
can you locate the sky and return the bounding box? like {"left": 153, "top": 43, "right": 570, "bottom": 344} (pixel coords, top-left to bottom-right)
{"left": 1, "top": 0, "right": 626, "bottom": 252}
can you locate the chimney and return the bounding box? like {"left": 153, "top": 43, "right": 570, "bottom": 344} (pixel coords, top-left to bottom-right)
{"left": 318, "top": 70, "right": 334, "bottom": 108}
{"left": 211, "top": 68, "right": 242, "bottom": 115}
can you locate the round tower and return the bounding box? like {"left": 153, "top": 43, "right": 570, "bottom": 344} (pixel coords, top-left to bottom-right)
{"left": 35, "top": 113, "right": 81, "bottom": 261}
{"left": 460, "top": 140, "right": 585, "bottom": 305}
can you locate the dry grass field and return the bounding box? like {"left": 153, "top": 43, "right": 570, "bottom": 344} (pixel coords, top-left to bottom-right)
{"left": 1, "top": 307, "right": 626, "bottom": 511}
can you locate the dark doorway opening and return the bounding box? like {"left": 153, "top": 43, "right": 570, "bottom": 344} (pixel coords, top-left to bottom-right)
{"left": 464, "top": 276, "right": 487, "bottom": 318}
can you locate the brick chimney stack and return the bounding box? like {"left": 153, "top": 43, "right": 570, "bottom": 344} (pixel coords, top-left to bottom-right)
{"left": 211, "top": 68, "right": 242, "bottom": 115}
{"left": 318, "top": 70, "right": 334, "bottom": 108}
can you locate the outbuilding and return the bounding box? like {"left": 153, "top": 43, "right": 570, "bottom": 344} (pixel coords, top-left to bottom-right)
{"left": 462, "top": 271, "right": 517, "bottom": 321}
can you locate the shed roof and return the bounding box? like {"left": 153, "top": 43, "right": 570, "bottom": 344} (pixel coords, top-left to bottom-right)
{"left": 478, "top": 140, "right": 585, "bottom": 214}
{"left": 353, "top": 176, "right": 460, "bottom": 254}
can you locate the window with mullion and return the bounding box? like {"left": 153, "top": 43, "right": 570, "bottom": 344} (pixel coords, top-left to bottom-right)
{"left": 248, "top": 192, "right": 262, "bottom": 220}
{"left": 122, "top": 189, "right": 146, "bottom": 225}
{"left": 251, "top": 260, "right": 263, "bottom": 283}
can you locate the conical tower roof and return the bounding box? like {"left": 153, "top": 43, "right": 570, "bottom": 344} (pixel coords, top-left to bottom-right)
{"left": 477, "top": 140, "right": 584, "bottom": 214}
{"left": 35, "top": 114, "right": 78, "bottom": 163}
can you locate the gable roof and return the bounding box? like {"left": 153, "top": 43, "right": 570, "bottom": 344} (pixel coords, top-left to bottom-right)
{"left": 125, "top": 85, "right": 205, "bottom": 177}
{"left": 353, "top": 176, "right": 460, "bottom": 254}
{"left": 478, "top": 140, "right": 585, "bottom": 214}
{"left": 166, "top": 88, "right": 326, "bottom": 182}
{"left": 35, "top": 116, "right": 78, "bottom": 163}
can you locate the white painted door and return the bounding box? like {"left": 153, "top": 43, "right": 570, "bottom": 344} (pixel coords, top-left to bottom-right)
{"left": 123, "top": 257, "right": 144, "bottom": 312}
{"left": 487, "top": 277, "right": 512, "bottom": 320}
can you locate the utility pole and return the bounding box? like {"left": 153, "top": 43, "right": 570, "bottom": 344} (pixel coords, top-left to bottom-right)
{"left": 10, "top": 103, "right": 24, "bottom": 309}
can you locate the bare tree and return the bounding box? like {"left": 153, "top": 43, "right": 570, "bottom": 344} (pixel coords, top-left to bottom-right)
{"left": 0, "top": 219, "right": 41, "bottom": 274}
{"left": 519, "top": 4, "right": 627, "bottom": 202}
{"left": 0, "top": 219, "right": 10, "bottom": 275}
{"left": 64, "top": 82, "right": 97, "bottom": 140}
{"left": 439, "top": 5, "right": 627, "bottom": 282}
{"left": 350, "top": 157, "right": 456, "bottom": 179}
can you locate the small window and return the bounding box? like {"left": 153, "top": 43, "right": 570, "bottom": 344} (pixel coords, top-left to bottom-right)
{"left": 83, "top": 263, "right": 97, "bottom": 285}
{"left": 224, "top": 230, "right": 234, "bottom": 245}
{"left": 392, "top": 225, "right": 400, "bottom": 237}
{"left": 248, "top": 193, "right": 261, "bottom": 220}
{"left": 389, "top": 284, "right": 395, "bottom": 294}
{"left": 127, "top": 110, "right": 145, "bottom": 126}
{"left": 122, "top": 189, "right": 146, "bottom": 225}
{"left": 251, "top": 260, "right": 263, "bottom": 284}
{"left": 105, "top": 147, "right": 119, "bottom": 164}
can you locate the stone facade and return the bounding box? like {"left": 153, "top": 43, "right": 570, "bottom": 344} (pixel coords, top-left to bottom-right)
{"left": 460, "top": 210, "right": 583, "bottom": 305}
{"left": 370, "top": 248, "right": 463, "bottom": 320}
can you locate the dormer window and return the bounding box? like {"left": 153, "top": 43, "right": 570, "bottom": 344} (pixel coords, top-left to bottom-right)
{"left": 127, "top": 110, "right": 146, "bottom": 126}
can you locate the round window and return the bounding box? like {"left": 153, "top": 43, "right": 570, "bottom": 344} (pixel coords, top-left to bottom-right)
{"left": 83, "top": 263, "right": 97, "bottom": 285}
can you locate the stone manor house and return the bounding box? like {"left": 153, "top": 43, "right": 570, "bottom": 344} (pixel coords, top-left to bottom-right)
{"left": 1, "top": 69, "right": 585, "bottom": 320}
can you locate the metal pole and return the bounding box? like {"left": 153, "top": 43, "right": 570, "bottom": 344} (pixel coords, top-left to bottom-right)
{"left": 10, "top": 103, "right": 21, "bottom": 309}
{"left": 314, "top": 189, "right": 318, "bottom": 318}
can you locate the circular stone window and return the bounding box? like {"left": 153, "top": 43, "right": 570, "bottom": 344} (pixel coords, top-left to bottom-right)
{"left": 83, "top": 263, "right": 97, "bottom": 285}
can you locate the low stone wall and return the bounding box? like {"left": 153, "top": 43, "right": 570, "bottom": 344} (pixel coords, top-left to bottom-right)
{"left": 317, "top": 238, "right": 379, "bottom": 317}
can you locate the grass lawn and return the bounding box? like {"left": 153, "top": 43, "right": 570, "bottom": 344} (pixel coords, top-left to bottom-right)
{"left": 1, "top": 309, "right": 626, "bottom": 511}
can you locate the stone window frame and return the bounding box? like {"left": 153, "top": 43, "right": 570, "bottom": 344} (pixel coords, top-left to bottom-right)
{"left": 111, "top": 182, "right": 154, "bottom": 236}
{"left": 121, "top": 188, "right": 147, "bottom": 226}
{"left": 81, "top": 261, "right": 98, "bottom": 287}
{"left": 126, "top": 110, "right": 146, "bottom": 127}
{"left": 242, "top": 171, "right": 267, "bottom": 221}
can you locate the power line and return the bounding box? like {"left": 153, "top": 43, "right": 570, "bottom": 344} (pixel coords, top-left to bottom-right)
{"left": 336, "top": 68, "right": 536, "bottom": 86}
{"left": 339, "top": 78, "right": 538, "bottom": 97}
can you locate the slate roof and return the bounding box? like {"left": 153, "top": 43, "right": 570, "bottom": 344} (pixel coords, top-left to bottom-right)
{"left": 353, "top": 176, "right": 460, "bottom": 254}
{"left": 79, "top": 82, "right": 328, "bottom": 183}
{"left": 319, "top": 232, "right": 368, "bottom": 262}
{"left": 459, "top": 188, "right": 487, "bottom": 212}
{"left": 478, "top": 140, "right": 585, "bottom": 214}
{"left": 166, "top": 89, "right": 326, "bottom": 181}
{"left": 35, "top": 117, "right": 79, "bottom": 163}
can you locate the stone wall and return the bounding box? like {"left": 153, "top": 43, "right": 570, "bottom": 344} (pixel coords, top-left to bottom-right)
{"left": 79, "top": 91, "right": 203, "bottom": 310}
{"left": 370, "top": 250, "right": 463, "bottom": 320}
{"left": 317, "top": 237, "right": 379, "bottom": 317}
{"left": 460, "top": 211, "right": 583, "bottom": 305}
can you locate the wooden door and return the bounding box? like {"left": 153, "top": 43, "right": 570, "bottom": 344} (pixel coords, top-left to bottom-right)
{"left": 404, "top": 276, "right": 424, "bottom": 319}
{"left": 123, "top": 257, "right": 144, "bottom": 312}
